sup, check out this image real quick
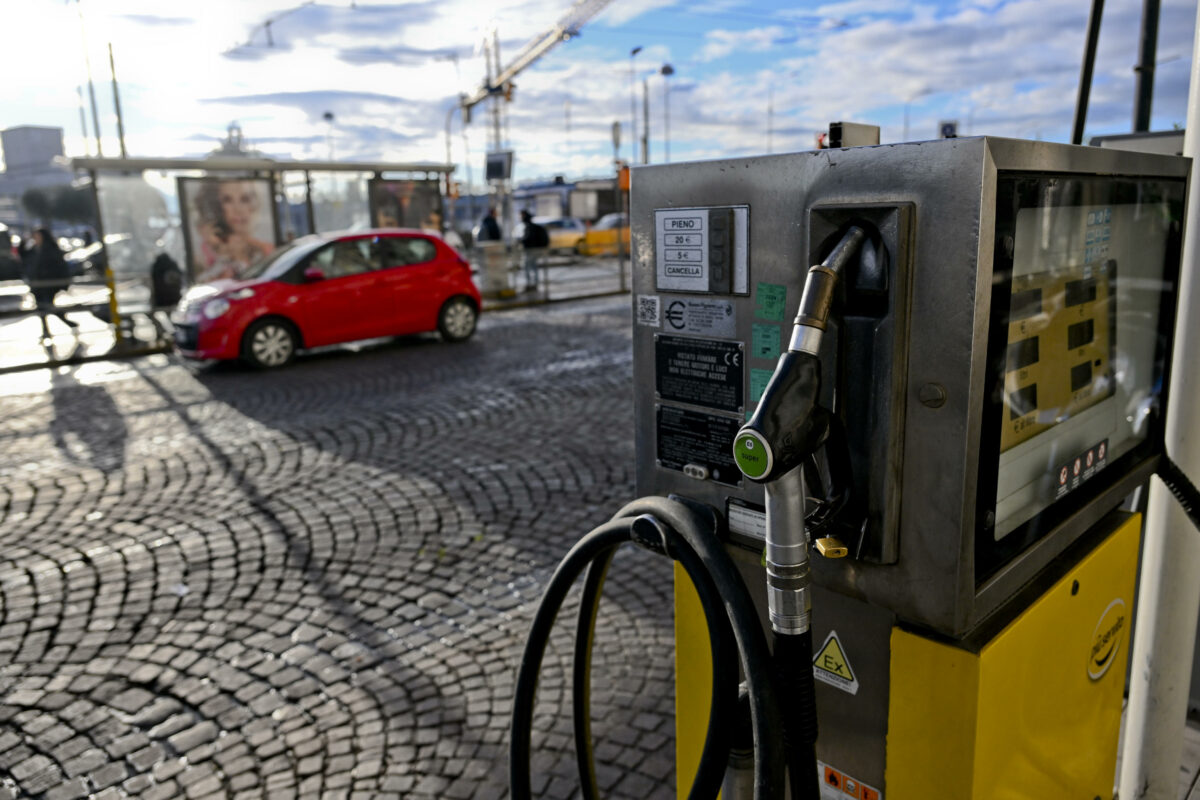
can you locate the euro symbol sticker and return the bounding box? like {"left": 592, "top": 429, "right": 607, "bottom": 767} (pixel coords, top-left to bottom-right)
{"left": 665, "top": 301, "right": 686, "bottom": 330}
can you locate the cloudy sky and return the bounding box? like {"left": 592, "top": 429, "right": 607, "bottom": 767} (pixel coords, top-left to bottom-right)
{"left": 3, "top": 0, "right": 1196, "bottom": 188}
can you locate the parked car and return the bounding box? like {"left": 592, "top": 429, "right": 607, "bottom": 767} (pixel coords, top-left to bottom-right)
{"left": 576, "top": 213, "right": 630, "bottom": 257}
{"left": 514, "top": 216, "right": 586, "bottom": 254}
{"left": 172, "top": 229, "right": 481, "bottom": 369}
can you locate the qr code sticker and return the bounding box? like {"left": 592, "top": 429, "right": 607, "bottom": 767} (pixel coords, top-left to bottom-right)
{"left": 637, "top": 295, "right": 661, "bottom": 327}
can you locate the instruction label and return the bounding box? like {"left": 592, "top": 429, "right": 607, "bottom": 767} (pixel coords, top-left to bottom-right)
{"left": 656, "top": 405, "right": 741, "bottom": 487}
{"left": 655, "top": 335, "right": 744, "bottom": 413}
{"left": 661, "top": 298, "right": 736, "bottom": 337}
{"left": 755, "top": 282, "right": 787, "bottom": 321}
{"left": 751, "top": 323, "right": 781, "bottom": 360}
{"left": 750, "top": 368, "right": 775, "bottom": 403}
{"left": 813, "top": 631, "right": 859, "bottom": 695}
{"left": 727, "top": 499, "right": 766, "bottom": 544}
{"left": 819, "top": 761, "right": 882, "bottom": 800}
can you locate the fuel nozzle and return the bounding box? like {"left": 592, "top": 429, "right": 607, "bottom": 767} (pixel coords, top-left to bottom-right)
{"left": 732, "top": 225, "right": 867, "bottom": 635}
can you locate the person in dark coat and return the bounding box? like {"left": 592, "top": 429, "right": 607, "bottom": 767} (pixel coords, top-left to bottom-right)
{"left": 28, "top": 228, "right": 77, "bottom": 339}
{"left": 478, "top": 207, "right": 501, "bottom": 242}
{"left": 519, "top": 210, "right": 549, "bottom": 292}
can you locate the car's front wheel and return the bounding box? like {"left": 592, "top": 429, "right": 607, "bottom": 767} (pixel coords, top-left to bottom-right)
{"left": 438, "top": 296, "right": 478, "bottom": 342}
{"left": 242, "top": 317, "right": 299, "bottom": 368}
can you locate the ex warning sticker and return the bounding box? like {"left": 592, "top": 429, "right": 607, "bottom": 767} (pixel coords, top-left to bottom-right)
{"left": 813, "top": 631, "right": 859, "bottom": 695}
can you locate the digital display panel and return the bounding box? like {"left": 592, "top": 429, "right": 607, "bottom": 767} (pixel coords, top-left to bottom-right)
{"left": 982, "top": 176, "right": 1184, "bottom": 575}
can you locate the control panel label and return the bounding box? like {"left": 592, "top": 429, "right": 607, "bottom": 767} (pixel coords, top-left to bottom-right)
{"left": 654, "top": 206, "right": 749, "bottom": 294}
{"left": 661, "top": 297, "right": 736, "bottom": 337}
{"left": 656, "top": 405, "right": 741, "bottom": 487}
{"left": 655, "top": 335, "right": 744, "bottom": 412}
{"left": 727, "top": 499, "right": 766, "bottom": 544}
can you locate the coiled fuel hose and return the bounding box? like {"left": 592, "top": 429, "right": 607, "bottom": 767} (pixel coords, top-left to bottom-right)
{"left": 509, "top": 496, "right": 792, "bottom": 800}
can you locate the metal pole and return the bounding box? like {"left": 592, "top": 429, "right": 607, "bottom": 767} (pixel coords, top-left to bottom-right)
{"left": 1118, "top": 3, "right": 1200, "bottom": 796}
{"left": 664, "top": 77, "right": 670, "bottom": 163}
{"left": 630, "top": 46, "right": 641, "bottom": 165}
{"left": 1072, "top": 0, "right": 1105, "bottom": 145}
{"left": 642, "top": 79, "right": 649, "bottom": 164}
{"left": 108, "top": 43, "right": 127, "bottom": 158}
{"left": 76, "top": 0, "right": 103, "bottom": 157}
{"left": 768, "top": 83, "right": 774, "bottom": 154}
{"left": 1134, "top": 0, "right": 1161, "bottom": 131}
{"left": 88, "top": 168, "right": 122, "bottom": 345}
{"left": 76, "top": 86, "right": 90, "bottom": 157}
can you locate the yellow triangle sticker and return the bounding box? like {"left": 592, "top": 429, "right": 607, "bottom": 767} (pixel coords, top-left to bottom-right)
{"left": 813, "top": 631, "right": 860, "bottom": 695}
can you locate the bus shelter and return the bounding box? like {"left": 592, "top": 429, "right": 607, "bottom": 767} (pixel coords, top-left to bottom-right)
{"left": 0, "top": 157, "right": 452, "bottom": 373}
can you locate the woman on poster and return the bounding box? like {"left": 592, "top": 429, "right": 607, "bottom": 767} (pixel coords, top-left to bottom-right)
{"left": 191, "top": 179, "right": 275, "bottom": 282}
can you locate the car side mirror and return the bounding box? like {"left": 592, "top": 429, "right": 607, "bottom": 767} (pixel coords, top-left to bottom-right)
{"left": 303, "top": 267, "right": 325, "bottom": 282}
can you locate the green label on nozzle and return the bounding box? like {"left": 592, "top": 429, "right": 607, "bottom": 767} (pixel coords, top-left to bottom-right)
{"left": 734, "top": 432, "right": 770, "bottom": 479}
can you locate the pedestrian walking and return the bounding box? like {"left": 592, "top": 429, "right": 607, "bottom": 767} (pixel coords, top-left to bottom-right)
{"left": 519, "top": 210, "right": 549, "bottom": 292}
{"left": 28, "top": 228, "right": 77, "bottom": 340}
{"left": 478, "top": 207, "right": 501, "bottom": 242}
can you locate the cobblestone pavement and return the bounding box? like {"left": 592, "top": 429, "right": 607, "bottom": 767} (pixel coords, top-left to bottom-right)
{"left": 0, "top": 296, "right": 677, "bottom": 799}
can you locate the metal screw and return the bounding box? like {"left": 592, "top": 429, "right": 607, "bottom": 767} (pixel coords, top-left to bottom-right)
{"left": 918, "top": 383, "right": 946, "bottom": 409}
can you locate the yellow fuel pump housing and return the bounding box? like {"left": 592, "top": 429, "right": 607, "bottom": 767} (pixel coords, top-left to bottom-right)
{"left": 629, "top": 138, "right": 1188, "bottom": 797}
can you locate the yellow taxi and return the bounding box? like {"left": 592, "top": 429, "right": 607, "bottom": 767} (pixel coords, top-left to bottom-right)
{"left": 576, "top": 213, "right": 630, "bottom": 257}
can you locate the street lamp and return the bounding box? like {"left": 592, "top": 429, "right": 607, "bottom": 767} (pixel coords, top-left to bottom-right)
{"left": 660, "top": 63, "right": 675, "bottom": 163}
{"left": 629, "top": 46, "right": 642, "bottom": 165}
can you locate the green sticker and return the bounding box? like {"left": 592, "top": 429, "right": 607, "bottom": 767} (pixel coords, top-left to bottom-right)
{"left": 734, "top": 433, "right": 769, "bottom": 479}
{"left": 751, "top": 323, "right": 781, "bottom": 360}
{"left": 750, "top": 368, "right": 775, "bottom": 402}
{"left": 755, "top": 282, "right": 787, "bottom": 322}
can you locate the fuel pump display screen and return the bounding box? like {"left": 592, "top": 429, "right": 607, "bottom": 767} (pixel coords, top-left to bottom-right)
{"left": 980, "top": 175, "right": 1183, "bottom": 578}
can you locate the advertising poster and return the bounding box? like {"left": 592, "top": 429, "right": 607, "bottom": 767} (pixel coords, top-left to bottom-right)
{"left": 369, "top": 179, "right": 443, "bottom": 232}
{"left": 179, "top": 177, "right": 278, "bottom": 282}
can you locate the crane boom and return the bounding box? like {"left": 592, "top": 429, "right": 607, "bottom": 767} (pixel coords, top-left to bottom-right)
{"left": 460, "top": 0, "right": 614, "bottom": 111}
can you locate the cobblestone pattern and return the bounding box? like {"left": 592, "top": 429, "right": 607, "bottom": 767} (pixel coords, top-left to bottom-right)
{"left": 0, "top": 298, "right": 678, "bottom": 799}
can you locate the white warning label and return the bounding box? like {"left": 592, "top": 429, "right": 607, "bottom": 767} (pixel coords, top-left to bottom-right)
{"left": 813, "top": 630, "right": 860, "bottom": 695}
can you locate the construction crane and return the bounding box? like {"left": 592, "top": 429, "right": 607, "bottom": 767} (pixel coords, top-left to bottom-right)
{"left": 460, "top": 0, "right": 615, "bottom": 152}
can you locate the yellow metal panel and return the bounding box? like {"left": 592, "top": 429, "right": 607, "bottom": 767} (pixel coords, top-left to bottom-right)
{"left": 973, "top": 513, "right": 1138, "bottom": 799}
{"left": 886, "top": 627, "right": 980, "bottom": 798}
{"left": 674, "top": 561, "right": 714, "bottom": 800}
{"left": 885, "top": 513, "right": 1139, "bottom": 799}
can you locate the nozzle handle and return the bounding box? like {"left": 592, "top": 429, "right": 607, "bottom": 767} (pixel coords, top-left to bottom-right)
{"left": 733, "top": 351, "right": 830, "bottom": 483}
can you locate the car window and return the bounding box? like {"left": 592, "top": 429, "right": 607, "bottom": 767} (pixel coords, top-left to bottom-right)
{"left": 377, "top": 236, "right": 436, "bottom": 267}
{"left": 309, "top": 239, "right": 377, "bottom": 278}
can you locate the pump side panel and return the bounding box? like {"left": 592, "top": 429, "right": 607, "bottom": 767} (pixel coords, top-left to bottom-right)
{"left": 972, "top": 512, "right": 1138, "bottom": 798}
{"left": 674, "top": 562, "right": 713, "bottom": 800}
{"left": 886, "top": 628, "right": 979, "bottom": 797}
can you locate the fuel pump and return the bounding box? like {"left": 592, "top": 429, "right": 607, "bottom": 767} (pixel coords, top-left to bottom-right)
{"left": 511, "top": 137, "right": 1200, "bottom": 800}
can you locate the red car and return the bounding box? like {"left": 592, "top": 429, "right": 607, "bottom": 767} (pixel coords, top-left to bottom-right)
{"left": 172, "top": 230, "right": 480, "bottom": 368}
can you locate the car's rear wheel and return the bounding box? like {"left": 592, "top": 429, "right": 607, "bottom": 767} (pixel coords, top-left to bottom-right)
{"left": 242, "top": 318, "right": 298, "bottom": 368}
{"left": 438, "top": 296, "right": 478, "bottom": 342}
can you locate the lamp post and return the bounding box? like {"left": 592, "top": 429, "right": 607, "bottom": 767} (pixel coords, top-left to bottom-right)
{"left": 629, "top": 46, "right": 642, "bottom": 165}
{"left": 661, "top": 63, "right": 675, "bottom": 162}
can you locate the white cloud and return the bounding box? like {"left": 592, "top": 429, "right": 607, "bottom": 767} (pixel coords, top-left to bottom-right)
{"left": 698, "top": 26, "right": 788, "bottom": 62}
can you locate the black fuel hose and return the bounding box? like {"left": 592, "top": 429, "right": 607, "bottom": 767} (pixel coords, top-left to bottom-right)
{"left": 1158, "top": 454, "right": 1200, "bottom": 530}
{"left": 510, "top": 497, "right": 788, "bottom": 800}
